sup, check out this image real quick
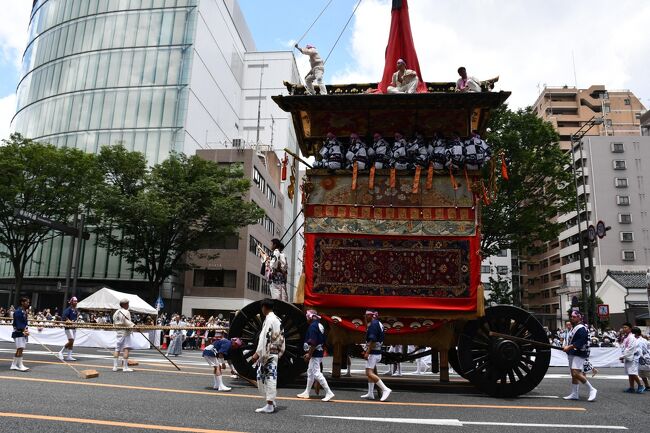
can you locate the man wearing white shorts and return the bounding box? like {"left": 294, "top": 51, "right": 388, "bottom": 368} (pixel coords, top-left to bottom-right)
{"left": 562, "top": 310, "right": 597, "bottom": 401}
{"left": 112, "top": 299, "right": 135, "bottom": 372}
{"left": 361, "top": 310, "right": 391, "bottom": 401}
{"left": 58, "top": 296, "right": 79, "bottom": 361}
{"left": 10, "top": 297, "right": 31, "bottom": 371}
{"left": 297, "top": 309, "right": 334, "bottom": 402}
{"left": 203, "top": 337, "right": 242, "bottom": 391}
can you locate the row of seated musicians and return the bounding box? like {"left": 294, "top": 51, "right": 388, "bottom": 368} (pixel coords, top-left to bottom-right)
{"left": 314, "top": 131, "right": 492, "bottom": 171}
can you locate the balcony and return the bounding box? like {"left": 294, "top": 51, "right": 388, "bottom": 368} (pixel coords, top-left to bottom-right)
{"left": 561, "top": 260, "right": 582, "bottom": 274}
{"left": 559, "top": 220, "right": 593, "bottom": 241}
{"left": 560, "top": 242, "right": 580, "bottom": 258}
{"left": 576, "top": 184, "right": 591, "bottom": 196}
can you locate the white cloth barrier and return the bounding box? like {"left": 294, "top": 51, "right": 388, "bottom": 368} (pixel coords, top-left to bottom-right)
{"left": 550, "top": 347, "right": 622, "bottom": 368}
{"left": 0, "top": 325, "right": 150, "bottom": 350}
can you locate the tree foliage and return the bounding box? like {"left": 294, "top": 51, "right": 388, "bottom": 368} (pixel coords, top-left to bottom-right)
{"left": 481, "top": 106, "right": 575, "bottom": 257}
{"left": 486, "top": 274, "right": 514, "bottom": 306}
{"left": 0, "top": 133, "right": 100, "bottom": 303}
{"left": 94, "top": 146, "right": 263, "bottom": 300}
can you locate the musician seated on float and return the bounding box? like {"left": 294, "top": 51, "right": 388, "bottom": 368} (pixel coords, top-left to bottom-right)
{"left": 314, "top": 132, "right": 345, "bottom": 170}
{"left": 346, "top": 133, "right": 369, "bottom": 170}
{"left": 455, "top": 66, "right": 481, "bottom": 93}
{"left": 387, "top": 59, "right": 419, "bottom": 94}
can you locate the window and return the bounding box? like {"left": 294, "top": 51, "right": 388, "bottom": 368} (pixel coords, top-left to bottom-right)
{"left": 624, "top": 98, "right": 631, "bottom": 106}
{"left": 266, "top": 186, "right": 277, "bottom": 208}
{"left": 613, "top": 160, "right": 627, "bottom": 170}
{"left": 621, "top": 250, "right": 636, "bottom": 261}
{"left": 617, "top": 195, "right": 630, "bottom": 206}
{"left": 620, "top": 232, "right": 634, "bottom": 242}
{"left": 249, "top": 235, "right": 271, "bottom": 257}
{"left": 261, "top": 278, "right": 270, "bottom": 296}
{"left": 497, "top": 266, "right": 509, "bottom": 275}
{"left": 615, "top": 177, "right": 628, "bottom": 188}
{"left": 611, "top": 142, "right": 624, "bottom": 153}
{"left": 481, "top": 265, "right": 491, "bottom": 274}
{"left": 253, "top": 167, "right": 266, "bottom": 192}
{"left": 210, "top": 235, "right": 239, "bottom": 250}
{"left": 603, "top": 104, "right": 611, "bottom": 113}
{"left": 618, "top": 213, "right": 632, "bottom": 224}
{"left": 247, "top": 272, "right": 260, "bottom": 291}
{"left": 193, "top": 270, "right": 237, "bottom": 288}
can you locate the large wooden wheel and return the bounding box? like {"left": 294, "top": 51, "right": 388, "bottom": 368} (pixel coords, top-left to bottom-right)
{"left": 458, "top": 305, "right": 551, "bottom": 397}
{"left": 228, "top": 300, "right": 308, "bottom": 386}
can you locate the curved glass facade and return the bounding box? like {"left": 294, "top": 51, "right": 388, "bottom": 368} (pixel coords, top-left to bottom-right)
{"left": 13, "top": 0, "right": 197, "bottom": 163}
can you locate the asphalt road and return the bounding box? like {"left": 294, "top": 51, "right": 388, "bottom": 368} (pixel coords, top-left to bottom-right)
{"left": 0, "top": 342, "right": 647, "bottom": 433}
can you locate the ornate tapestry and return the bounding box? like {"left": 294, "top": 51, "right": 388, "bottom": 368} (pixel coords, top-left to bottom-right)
{"left": 311, "top": 237, "right": 470, "bottom": 297}
{"left": 305, "top": 217, "right": 475, "bottom": 236}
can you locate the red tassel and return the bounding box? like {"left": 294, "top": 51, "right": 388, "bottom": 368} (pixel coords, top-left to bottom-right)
{"left": 449, "top": 166, "right": 458, "bottom": 191}
{"left": 281, "top": 153, "right": 288, "bottom": 181}
{"left": 501, "top": 153, "right": 509, "bottom": 181}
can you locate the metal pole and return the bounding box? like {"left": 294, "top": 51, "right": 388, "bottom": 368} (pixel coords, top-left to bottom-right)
{"left": 570, "top": 137, "right": 589, "bottom": 319}
{"left": 587, "top": 240, "right": 597, "bottom": 325}
{"left": 63, "top": 214, "right": 78, "bottom": 310}
{"left": 71, "top": 214, "right": 85, "bottom": 297}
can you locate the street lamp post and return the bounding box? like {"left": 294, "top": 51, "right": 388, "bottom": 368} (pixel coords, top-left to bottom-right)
{"left": 570, "top": 116, "right": 603, "bottom": 324}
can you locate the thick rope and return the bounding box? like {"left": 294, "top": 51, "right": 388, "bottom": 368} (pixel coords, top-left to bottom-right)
{"left": 296, "top": 0, "right": 335, "bottom": 46}
{"left": 324, "top": 0, "right": 364, "bottom": 65}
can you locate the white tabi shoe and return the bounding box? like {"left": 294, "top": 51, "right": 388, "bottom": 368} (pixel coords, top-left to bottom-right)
{"left": 217, "top": 385, "right": 232, "bottom": 392}
{"left": 122, "top": 367, "right": 134, "bottom": 372}
{"left": 322, "top": 390, "right": 335, "bottom": 402}
{"left": 64, "top": 356, "right": 76, "bottom": 362}
{"left": 255, "top": 404, "right": 274, "bottom": 413}
{"left": 360, "top": 393, "right": 374, "bottom": 400}
{"left": 380, "top": 387, "right": 392, "bottom": 402}
{"left": 562, "top": 394, "right": 579, "bottom": 400}
{"left": 56, "top": 351, "right": 64, "bottom": 361}
{"left": 588, "top": 388, "right": 597, "bottom": 402}
{"left": 296, "top": 391, "right": 310, "bottom": 399}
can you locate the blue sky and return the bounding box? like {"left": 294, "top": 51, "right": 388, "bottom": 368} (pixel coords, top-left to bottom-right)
{"left": 239, "top": 0, "right": 357, "bottom": 80}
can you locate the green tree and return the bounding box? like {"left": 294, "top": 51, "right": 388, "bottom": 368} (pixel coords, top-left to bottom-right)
{"left": 486, "top": 274, "right": 513, "bottom": 306}
{"left": 0, "top": 133, "right": 100, "bottom": 305}
{"left": 94, "top": 146, "right": 263, "bottom": 301}
{"left": 481, "top": 106, "right": 574, "bottom": 257}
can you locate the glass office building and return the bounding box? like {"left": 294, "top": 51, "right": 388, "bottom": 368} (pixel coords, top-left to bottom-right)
{"left": 2, "top": 0, "right": 301, "bottom": 309}
{"left": 13, "top": 0, "right": 197, "bottom": 163}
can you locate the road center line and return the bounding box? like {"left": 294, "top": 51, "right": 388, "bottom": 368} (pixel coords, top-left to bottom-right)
{"left": 305, "top": 415, "right": 626, "bottom": 430}
{"left": 0, "top": 375, "right": 586, "bottom": 411}
{"left": 0, "top": 412, "right": 246, "bottom": 433}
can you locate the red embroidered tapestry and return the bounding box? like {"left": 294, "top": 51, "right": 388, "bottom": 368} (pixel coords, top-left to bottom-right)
{"left": 304, "top": 233, "right": 479, "bottom": 312}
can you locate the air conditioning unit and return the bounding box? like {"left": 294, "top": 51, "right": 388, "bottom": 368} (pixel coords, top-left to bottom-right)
{"left": 232, "top": 138, "right": 242, "bottom": 148}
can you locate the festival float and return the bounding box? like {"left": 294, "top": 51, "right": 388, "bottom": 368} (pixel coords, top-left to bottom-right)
{"left": 229, "top": 0, "right": 551, "bottom": 397}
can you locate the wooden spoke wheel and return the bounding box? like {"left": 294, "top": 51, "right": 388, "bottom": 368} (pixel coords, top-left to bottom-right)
{"left": 458, "top": 305, "right": 551, "bottom": 397}
{"left": 229, "top": 300, "right": 308, "bottom": 386}
{"left": 447, "top": 346, "right": 468, "bottom": 379}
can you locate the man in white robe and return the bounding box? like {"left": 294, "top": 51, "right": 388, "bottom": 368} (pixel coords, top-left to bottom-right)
{"left": 252, "top": 299, "right": 285, "bottom": 413}
{"left": 455, "top": 66, "right": 481, "bottom": 92}
{"left": 112, "top": 299, "right": 135, "bottom": 372}
{"left": 295, "top": 44, "right": 327, "bottom": 95}
{"left": 387, "top": 59, "right": 419, "bottom": 94}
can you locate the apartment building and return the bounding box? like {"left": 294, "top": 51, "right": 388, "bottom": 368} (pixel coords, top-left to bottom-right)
{"left": 525, "top": 86, "right": 647, "bottom": 327}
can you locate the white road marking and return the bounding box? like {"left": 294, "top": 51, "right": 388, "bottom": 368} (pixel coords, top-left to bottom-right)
{"left": 305, "top": 415, "right": 628, "bottom": 430}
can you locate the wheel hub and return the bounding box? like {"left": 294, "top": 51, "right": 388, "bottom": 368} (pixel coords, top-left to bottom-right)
{"left": 492, "top": 338, "right": 521, "bottom": 368}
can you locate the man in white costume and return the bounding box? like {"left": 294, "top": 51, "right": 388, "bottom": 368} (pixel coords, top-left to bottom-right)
{"left": 112, "top": 299, "right": 135, "bottom": 372}
{"left": 262, "top": 238, "right": 289, "bottom": 301}
{"left": 295, "top": 44, "right": 327, "bottom": 95}
{"left": 297, "top": 309, "right": 335, "bottom": 401}
{"left": 252, "top": 299, "right": 285, "bottom": 413}
{"left": 455, "top": 66, "right": 481, "bottom": 93}
{"left": 387, "top": 59, "right": 418, "bottom": 94}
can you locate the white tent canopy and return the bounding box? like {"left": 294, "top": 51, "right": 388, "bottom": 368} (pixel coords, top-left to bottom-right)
{"left": 77, "top": 287, "right": 157, "bottom": 315}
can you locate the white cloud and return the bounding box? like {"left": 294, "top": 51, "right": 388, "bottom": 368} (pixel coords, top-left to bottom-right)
{"left": 0, "top": 93, "right": 16, "bottom": 140}
{"left": 0, "top": 2, "right": 31, "bottom": 68}
{"left": 331, "top": 0, "right": 650, "bottom": 109}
